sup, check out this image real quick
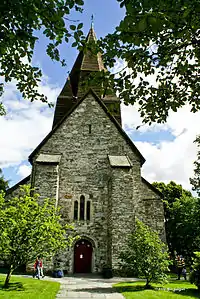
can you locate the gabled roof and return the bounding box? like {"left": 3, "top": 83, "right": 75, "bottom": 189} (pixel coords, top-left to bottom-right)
{"left": 141, "top": 177, "right": 163, "bottom": 197}
{"left": 6, "top": 175, "right": 31, "bottom": 195}
{"left": 29, "top": 89, "right": 145, "bottom": 165}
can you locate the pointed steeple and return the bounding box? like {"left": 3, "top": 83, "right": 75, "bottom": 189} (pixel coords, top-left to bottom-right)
{"left": 52, "top": 25, "right": 121, "bottom": 128}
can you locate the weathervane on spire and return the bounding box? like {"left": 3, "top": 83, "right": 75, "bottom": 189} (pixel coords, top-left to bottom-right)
{"left": 91, "top": 14, "right": 94, "bottom": 29}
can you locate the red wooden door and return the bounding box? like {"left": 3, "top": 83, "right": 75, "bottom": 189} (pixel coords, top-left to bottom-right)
{"left": 74, "top": 240, "right": 93, "bottom": 273}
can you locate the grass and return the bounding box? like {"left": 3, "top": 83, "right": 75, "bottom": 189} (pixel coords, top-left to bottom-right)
{"left": 0, "top": 274, "right": 60, "bottom": 299}
{"left": 114, "top": 279, "right": 200, "bottom": 299}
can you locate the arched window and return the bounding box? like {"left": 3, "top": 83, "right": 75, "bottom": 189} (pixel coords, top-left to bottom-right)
{"left": 86, "top": 201, "right": 91, "bottom": 221}
{"left": 80, "top": 195, "right": 85, "bottom": 220}
{"left": 74, "top": 201, "right": 78, "bottom": 220}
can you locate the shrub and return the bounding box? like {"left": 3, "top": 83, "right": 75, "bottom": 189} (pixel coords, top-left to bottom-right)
{"left": 190, "top": 252, "right": 200, "bottom": 290}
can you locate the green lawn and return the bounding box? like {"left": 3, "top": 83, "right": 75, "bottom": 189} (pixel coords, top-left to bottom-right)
{"left": 0, "top": 274, "right": 60, "bottom": 299}
{"left": 114, "top": 280, "right": 199, "bottom": 299}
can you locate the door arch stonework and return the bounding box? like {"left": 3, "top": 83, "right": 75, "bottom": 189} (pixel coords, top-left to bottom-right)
{"left": 74, "top": 239, "right": 93, "bottom": 273}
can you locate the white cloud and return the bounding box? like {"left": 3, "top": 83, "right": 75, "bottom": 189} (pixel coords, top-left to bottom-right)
{"left": 121, "top": 103, "right": 199, "bottom": 191}
{"left": 0, "top": 65, "right": 199, "bottom": 192}
{"left": 113, "top": 58, "right": 199, "bottom": 191}
{"left": 17, "top": 164, "right": 31, "bottom": 178}
{"left": 0, "top": 80, "right": 60, "bottom": 169}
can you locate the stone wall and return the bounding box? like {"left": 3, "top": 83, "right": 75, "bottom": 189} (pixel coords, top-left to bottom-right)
{"left": 30, "top": 92, "right": 165, "bottom": 273}
{"left": 135, "top": 179, "right": 166, "bottom": 242}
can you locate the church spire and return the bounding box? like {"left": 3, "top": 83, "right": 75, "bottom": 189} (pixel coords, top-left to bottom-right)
{"left": 52, "top": 25, "right": 122, "bottom": 128}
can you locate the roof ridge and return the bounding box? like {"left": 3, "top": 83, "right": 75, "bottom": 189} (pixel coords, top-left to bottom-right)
{"left": 29, "top": 89, "right": 145, "bottom": 166}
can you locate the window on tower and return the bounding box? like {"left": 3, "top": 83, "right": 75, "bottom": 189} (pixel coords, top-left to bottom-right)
{"left": 89, "top": 124, "right": 92, "bottom": 134}
{"left": 86, "top": 201, "right": 91, "bottom": 221}
{"left": 80, "top": 195, "right": 85, "bottom": 220}
{"left": 73, "top": 196, "right": 92, "bottom": 222}
{"left": 74, "top": 200, "right": 78, "bottom": 220}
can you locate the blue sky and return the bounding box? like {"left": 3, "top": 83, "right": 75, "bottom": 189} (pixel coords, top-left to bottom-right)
{"left": 0, "top": 0, "right": 198, "bottom": 190}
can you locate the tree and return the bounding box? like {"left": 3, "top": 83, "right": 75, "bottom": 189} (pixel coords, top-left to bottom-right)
{"left": 100, "top": 0, "right": 200, "bottom": 124}
{"left": 152, "top": 181, "right": 192, "bottom": 255}
{"left": 0, "top": 169, "right": 9, "bottom": 192}
{"left": 119, "top": 219, "right": 169, "bottom": 288}
{"left": 1, "top": 0, "right": 200, "bottom": 124}
{"left": 169, "top": 195, "right": 200, "bottom": 261}
{"left": 190, "top": 135, "right": 200, "bottom": 196}
{"left": 190, "top": 252, "right": 200, "bottom": 290}
{"left": 0, "top": 185, "right": 75, "bottom": 288}
{"left": 0, "top": 0, "right": 84, "bottom": 114}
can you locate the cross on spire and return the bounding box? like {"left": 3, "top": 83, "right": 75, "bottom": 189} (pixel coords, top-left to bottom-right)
{"left": 91, "top": 14, "right": 94, "bottom": 29}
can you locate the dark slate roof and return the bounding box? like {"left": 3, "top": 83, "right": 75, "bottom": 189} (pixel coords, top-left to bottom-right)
{"left": 52, "top": 26, "right": 119, "bottom": 128}
{"left": 141, "top": 177, "right": 163, "bottom": 197}
{"left": 29, "top": 89, "right": 145, "bottom": 165}
{"left": 6, "top": 175, "right": 31, "bottom": 195}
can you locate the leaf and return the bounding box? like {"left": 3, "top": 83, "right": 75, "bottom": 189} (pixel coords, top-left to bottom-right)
{"left": 137, "top": 17, "right": 147, "bottom": 31}
{"left": 77, "top": 23, "right": 83, "bottom": 30}
{"left": 75, "top": 0, "right": 84, "bottom": 5}
{"left": 70, "top": 25, "right": 76, "bottom": 31}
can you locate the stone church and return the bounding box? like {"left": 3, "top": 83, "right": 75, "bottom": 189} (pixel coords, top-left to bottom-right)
{"left": 8, "top": 26, "right": 165, "bottom": 275}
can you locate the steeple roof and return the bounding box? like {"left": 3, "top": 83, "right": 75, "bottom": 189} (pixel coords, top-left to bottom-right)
{"left": 52, "top": 26, "right": 121, "bottom": 128}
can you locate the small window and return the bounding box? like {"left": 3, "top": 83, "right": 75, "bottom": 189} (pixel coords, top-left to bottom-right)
{"left": 89, "top": 124, "right": 92, "bottom": 134}
{"left": 80, "top": 195, "right": 85, "bottom": 220}
{"left": 86, "top": 201, "right": 91, "bottom": 221}
{"left": 74, "top": 201, "right": 78, "bottom": 220}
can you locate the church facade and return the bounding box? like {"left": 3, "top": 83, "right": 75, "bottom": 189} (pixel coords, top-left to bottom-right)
{"left": 7, "top": 27, "right": 165, "bottom": 275}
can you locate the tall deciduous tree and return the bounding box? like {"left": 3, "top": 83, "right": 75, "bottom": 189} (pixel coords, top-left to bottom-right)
{"left": 1, "top": 0, "right": 200, "bottom": 125}
{"left": 119, "top": 219, "right": 169, "bottom": 288}
{"left": 0, "top": 185, "right": 75, "bottom": 288}
{"left": 152, "top": 181, "right": 199, "bottom": 259}
{"left": 100, "top": 0, "right": 200, "bottom": 124}
{"left": 0, "top": 0, "right": 84, "bottom": 114}
{"left": 169, "top": 195, "right": 200, "bottom": 261}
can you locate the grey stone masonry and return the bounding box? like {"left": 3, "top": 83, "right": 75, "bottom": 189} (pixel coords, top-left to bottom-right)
{"left": 29, "top": 91, "right": 165, "bottom": 274}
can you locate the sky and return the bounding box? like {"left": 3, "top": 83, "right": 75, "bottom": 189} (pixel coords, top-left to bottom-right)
{"left": 0, "top": 0, "right": 199, "bottom": 192}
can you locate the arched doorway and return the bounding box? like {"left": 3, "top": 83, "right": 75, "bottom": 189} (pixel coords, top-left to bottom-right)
{"left": 74, "top": 239, "right": 93, "bottom": 273}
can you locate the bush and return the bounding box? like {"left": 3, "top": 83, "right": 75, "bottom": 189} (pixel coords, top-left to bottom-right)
{"left": 119, "top": 219, "right": 170, "bottom": 288}
{"left": 190, "top": 252, "right": 200, "bottom": 290}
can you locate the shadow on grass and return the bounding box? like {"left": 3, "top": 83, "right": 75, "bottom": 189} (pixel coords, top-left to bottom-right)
{"left": 0, "top": 282, "right": 24, "bottom": 292}
{"left": 172, "top": 288, "right": 200, "bottom": 298}
{"left": 114, "top": 284, "right": 200, "bottom": 298}
{"left": 114, "top": 284, "right": 152, "bottom": 293}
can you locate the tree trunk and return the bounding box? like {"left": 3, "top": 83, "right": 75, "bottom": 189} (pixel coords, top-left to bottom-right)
{"left": 4, "top": 265, "right": 14, "bottom": 288}
{"left": 145, "top": 279, "right": 151, "bottom": 289}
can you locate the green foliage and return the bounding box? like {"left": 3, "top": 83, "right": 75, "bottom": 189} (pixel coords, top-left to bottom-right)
{"left": 0, "top": 185, "right": 75, "bottom": 287}
{"left": 1, "top": 0, "right": 199, "bottom": 123}
{"left": 190, "top": 135, "right": 200, "bottom": 196}
{"left": 119, "top": 219, "right": 170, "bottom": 287}
{"left": 0, "top": 169, "right": 9, "bottom": 192}
{"left": 152, "top": 181, "right": 197, "bottom": 259}
{"left": 0, "top": 0, "right": 84, "bottom": 113}
{"left": 99, "top": 0, "right": 200, "bottom": 124}
{"left": 169, "top": 196, "right": 200, "bottom": 261}
{"left": 152, "top": 181, "right": 192, "bottom": 206}
{"left": 190, "top": 252, "right": 200, "bottom": 290}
